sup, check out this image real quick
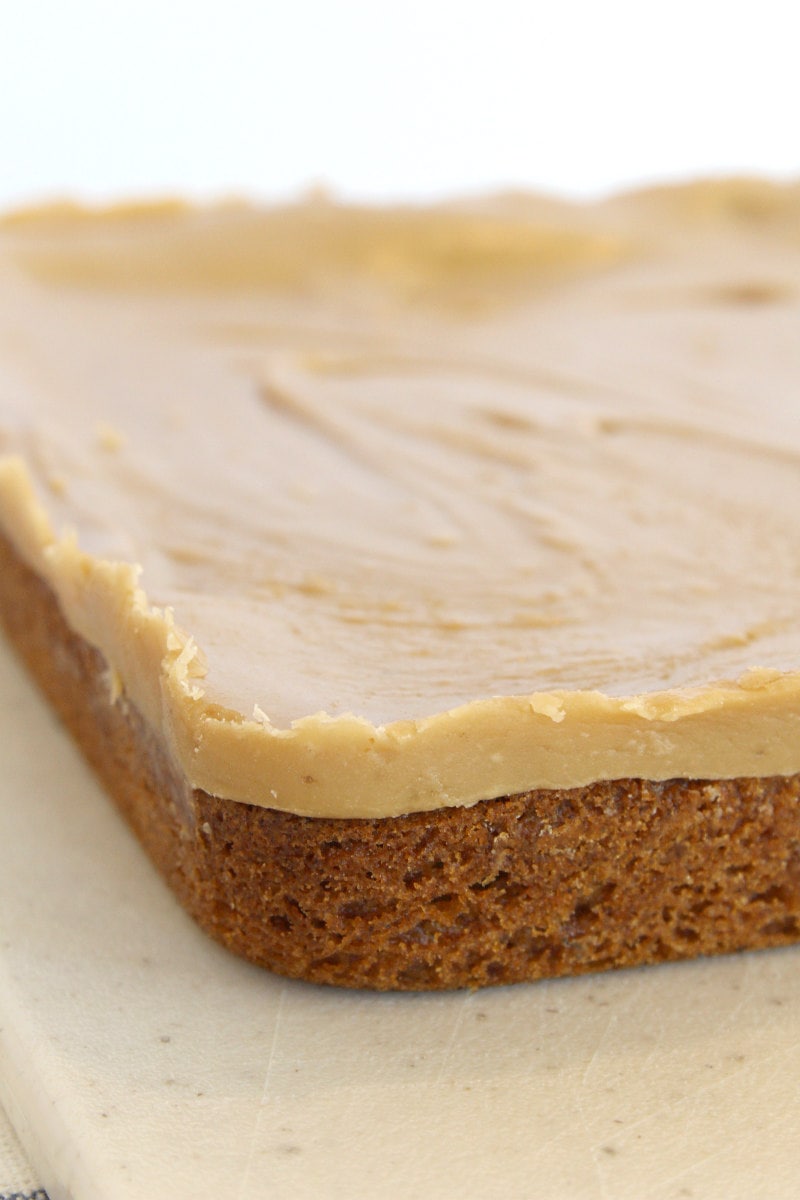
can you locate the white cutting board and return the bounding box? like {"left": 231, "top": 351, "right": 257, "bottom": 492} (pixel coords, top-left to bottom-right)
{"left": 1, "top": 634, "right": 799, "bottom": 1200}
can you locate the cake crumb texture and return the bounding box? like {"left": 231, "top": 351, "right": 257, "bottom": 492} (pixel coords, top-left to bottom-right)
{"left": 3, "top": 527, "right": 799, "bottom": 990}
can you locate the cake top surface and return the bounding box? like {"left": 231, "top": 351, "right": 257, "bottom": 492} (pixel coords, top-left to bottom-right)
{"left": 2, "top": 180, "right": 800, "bottom": 816}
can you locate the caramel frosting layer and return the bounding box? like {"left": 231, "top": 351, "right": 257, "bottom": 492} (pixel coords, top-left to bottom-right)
{"left": 2, "top": 180, "right": 800, "bottom": 817}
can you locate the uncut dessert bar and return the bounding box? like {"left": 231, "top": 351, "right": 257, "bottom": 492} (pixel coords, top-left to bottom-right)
{"left": 2, "top": 180, "right": 800, "bottom": 988}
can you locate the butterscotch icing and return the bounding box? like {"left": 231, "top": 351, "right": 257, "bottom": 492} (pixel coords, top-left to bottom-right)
{"left": 1, "top": 180, "right": 800, "bottom": 817}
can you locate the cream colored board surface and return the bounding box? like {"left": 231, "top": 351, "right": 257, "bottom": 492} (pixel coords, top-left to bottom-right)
{"left": 0, "top": 634, "right": 798, "bottom": 1200}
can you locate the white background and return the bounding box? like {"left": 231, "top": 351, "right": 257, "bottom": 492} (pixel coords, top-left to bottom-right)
{"left": 1, "top": 0, "right": 798, "bottom": 208}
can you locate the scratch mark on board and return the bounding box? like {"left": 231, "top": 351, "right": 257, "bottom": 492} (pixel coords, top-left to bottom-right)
{"left": 235, "top": 982, "right": 288, "bottom": 1200}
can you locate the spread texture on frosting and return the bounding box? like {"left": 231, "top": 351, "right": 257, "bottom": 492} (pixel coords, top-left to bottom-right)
{"left": 1, "top": 180, "right": 800, "bottom": 817}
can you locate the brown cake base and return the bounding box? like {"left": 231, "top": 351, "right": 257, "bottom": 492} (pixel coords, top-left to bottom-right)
{"left": 2, "top": 529, "right": 800, "bottom": 990}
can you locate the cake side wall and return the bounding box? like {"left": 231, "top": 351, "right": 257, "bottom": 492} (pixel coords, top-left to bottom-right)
{"left": 2, "top": 529, "right": 800, "bottom": 990}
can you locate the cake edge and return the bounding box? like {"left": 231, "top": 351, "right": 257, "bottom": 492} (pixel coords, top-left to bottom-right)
{"left": 2, "top": 527, "right": 800, "bottom": 990}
